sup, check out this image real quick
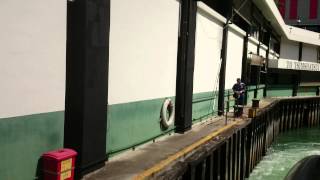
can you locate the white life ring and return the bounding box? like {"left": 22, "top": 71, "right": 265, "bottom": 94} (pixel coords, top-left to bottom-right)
{"left": 161, "top": 98, "right": 175, "bottom": 128}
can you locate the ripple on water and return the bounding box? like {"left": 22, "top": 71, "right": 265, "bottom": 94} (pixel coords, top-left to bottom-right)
{"left": 248, "top": 127, "right": 320, "bottom": 180}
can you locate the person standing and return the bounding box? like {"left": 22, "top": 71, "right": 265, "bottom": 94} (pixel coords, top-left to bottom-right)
{"left": 232, "top": 78, "right": 245, "bottom": 117}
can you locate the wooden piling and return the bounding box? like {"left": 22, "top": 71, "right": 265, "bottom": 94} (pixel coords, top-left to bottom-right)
{"left": 175, "top": 97, "right": 320, "bottom": 180}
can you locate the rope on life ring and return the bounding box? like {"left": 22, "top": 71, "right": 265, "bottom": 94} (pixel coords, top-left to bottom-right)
{"left": 161, "top": 98, "right": 175, "bottom": 128}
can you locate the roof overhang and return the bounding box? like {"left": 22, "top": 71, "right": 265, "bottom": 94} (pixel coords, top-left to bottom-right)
{"left": 253, "top": 0, "right": 320, "bottom": 46}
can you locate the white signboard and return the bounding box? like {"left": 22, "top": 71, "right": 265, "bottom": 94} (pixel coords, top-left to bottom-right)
{"left": 268, "top": 58, "right": 320, "bottom": 71}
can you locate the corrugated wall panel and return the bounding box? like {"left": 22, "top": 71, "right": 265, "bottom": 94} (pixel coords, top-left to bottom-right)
{"left": 109, "top": 0, "right": 180, "bottom": 105}
{"left": 302, "top": 44, "right": 318, "bottom": 62}
{"left": 193, "top": 8, "right": 223, "bottom": 94}
{"left": 279, "top": 0, "right": 286, "bottom": 17}
{"left": 260, "top": 47, "right": 267, "bottom": 58}
{"left": 309, "top": 0, "right": 318, "bottom": 19}
{"left": 226, "top": 29, "right": 244, "bottom": 89}
{"left": 0, "top": 0, "right": 66, "bottom": 118}
{"left": 248, "top": 40, "right": 258, "bottom": 54}
{"left": 0, "top": 1, "right": 66, "bottom": 179}
{"left": 289, "top": 0, "right": 298, "bottom": 19}
{"left": 107, "top": 0, "right": 180, "bottom": 154}
{"left": 280, "top": 39, "right": 299, "bottom": 60}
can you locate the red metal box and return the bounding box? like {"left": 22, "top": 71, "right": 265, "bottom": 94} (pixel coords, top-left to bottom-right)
{"left": 42, "top": 148, "right": 77, "bottom": 180}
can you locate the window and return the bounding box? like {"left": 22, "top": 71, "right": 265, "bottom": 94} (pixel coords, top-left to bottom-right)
{"left": 250, "top": 24, "right": 260, "bottom": 40}
{"left": 309, "top": 0, "right": 318, "bottom": 19}
{"left": 277, "top": 0, "right": 286, "bottom": 18}
{"left": 289, "top": 0, "right": 298, "bottom": 19}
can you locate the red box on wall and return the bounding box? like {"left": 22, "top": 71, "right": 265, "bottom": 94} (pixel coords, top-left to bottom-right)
{"left": 42, "top": 148, "right": 77, "bottom": 180}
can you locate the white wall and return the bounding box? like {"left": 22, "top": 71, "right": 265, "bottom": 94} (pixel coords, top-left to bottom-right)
{"left": 109, "top": 0, "right": 180, "bottom": 105}
{"left": 269, "top": 53, "right": 275, "bottom": 60}
{"left": 193, "top": 7, "right": 223, "bottom": 94}
{"left": 280, "top": 39, "right": 299, "bottom": 60}
{"left": 260, "top": 45, "right": 268, "bottom": 58}
{"left": 225, "top": 29, "right": 244, "bottom": 89}
{"left": 302, "top": 44, "right": 318, "bottom": 63}
{"left": 269, "top": 50, "right": 279, "bottom": 60}
{"left": 248, "top": 38, "right": 258, "bottom": 54}
{"left": 0, "top": 0, "right": 66, "bottom": 118}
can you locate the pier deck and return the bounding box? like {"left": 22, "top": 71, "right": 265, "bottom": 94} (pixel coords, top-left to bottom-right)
{"left": 84, "top": 99, "right": 274, "bottom": 180}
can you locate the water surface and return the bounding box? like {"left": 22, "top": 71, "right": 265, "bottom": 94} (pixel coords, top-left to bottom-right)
{"left": 248, "top": 127, "right": 320, "bottom": 180}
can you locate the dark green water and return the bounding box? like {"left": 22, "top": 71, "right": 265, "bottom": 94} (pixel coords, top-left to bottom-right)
{"left": 248, "top": 127, "right": 320, "bottom": 180}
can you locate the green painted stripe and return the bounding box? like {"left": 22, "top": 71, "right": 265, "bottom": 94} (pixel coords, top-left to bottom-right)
{"left": 192, "top": 91, "right": 217, "bottom": 122}
{"left": 257, "top": 88, "right": 264, "bottom": 99}
{"left": 107, "top": 90, "right": 241, "bottom": 155}
{"left": 267, "top": 85, "right": 293, "bottom": 97}
{"left": 0, "top": 111, "right": 64, "bottom": 180}
{"left": 107, "top": 97, "right": 175, "bottom": 154}
{"left": 247, "top": 84, "right": 265, "bottom": 90}
{"left": 107, "top": 91, "right": 234, "bottom": 155}
{"left": 192, "top": 90, "right": 238, "bottom": 122}
{"left": 1, "top": 84, "right": 318, "bottom": 179}
{"left": 297, "top": 86, "right": 317, "bottom": 96}
{"left": 107, "top": 84, "right": 319, "bottom": 156}
{"left": 266, "top": 85, "right": 319, "bottom": 97}
{"left": 268, "top": 84, "right": 293, "bottom": 88}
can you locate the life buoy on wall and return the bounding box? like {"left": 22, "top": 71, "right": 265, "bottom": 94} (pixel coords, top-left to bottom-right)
{"left": 161, "top": 98, "right": 175, "bottom": 128}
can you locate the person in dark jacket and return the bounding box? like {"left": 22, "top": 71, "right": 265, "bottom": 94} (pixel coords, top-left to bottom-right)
{"left": 232, "top": 78, "right": 245, "bottom": 117}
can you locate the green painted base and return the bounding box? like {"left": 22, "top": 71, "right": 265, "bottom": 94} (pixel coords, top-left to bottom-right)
{"left": 1, "top": 84, "right": 320, "bottom": 178}
{"left": 107, "top": 98, "right": 175, "bottom": 154}
{"left": 297, "top": 86, "right": 317, "bottom": 96}
{"left": 267, "top": 85, "right": 293, "bottom": 97}
{"left": 107, "top": 90, "right": 237, "bottom": 155}
{"left": 0, "top": 111, "right": 64, "bottom": 180}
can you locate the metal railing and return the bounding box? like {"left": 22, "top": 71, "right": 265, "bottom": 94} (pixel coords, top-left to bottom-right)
{"left": 154, "top": 97, "right": 320, "bottom": 180}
